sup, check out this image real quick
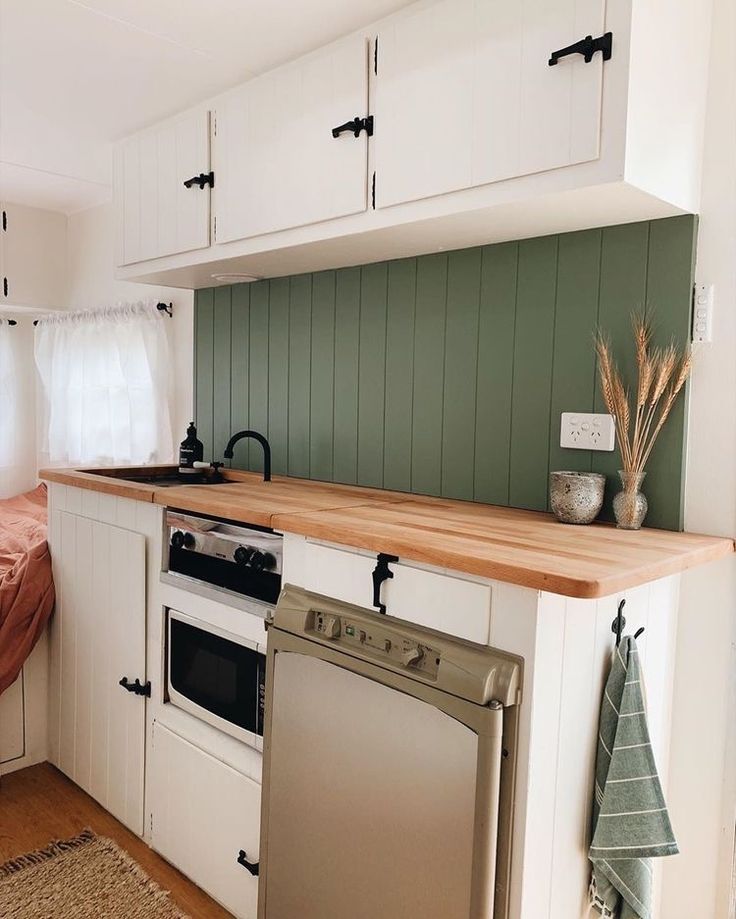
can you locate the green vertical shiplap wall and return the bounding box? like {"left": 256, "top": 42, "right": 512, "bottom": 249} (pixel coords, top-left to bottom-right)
{"left": 194, "top": 215, "right": 697, "bottom": 531}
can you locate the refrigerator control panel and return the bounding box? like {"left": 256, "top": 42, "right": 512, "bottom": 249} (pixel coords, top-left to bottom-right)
{"left": 312, "top": 611, "right": 440, "bottom": 678}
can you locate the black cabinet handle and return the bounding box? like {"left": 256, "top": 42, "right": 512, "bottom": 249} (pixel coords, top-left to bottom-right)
{"left": 371, "top": 553, "right": 398, "bottom": 615}
{"left": 119, "top": 677, "right": 151, "bottom": 697}
{"left": 332, "top": 116, "right": 374, "bottom": 139}
{"left": 183, "top": 171, "right": 214, "bottom": 189}
{"left": 549, "top": 32, "right": 612, "bottom": 66}
{"left": 237, "top": 850, "right": 259, "bottom": 876}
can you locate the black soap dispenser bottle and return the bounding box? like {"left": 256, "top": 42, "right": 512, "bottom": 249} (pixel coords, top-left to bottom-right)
{"left": 179, "top": 422, "right": 204, "bottom": 479}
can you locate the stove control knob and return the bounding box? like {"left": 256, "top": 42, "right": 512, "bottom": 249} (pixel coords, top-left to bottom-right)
{"left": 248, "top": 550, "right": 276, "bottom": 573}
{"left": 400, "top": 645, "right": 424, "bottom": 668}
{"left": 171, "top": 530, "right": 195, "bottom": 550}
{"left": 234, "top": 546, "right": 255, "bottom": 566}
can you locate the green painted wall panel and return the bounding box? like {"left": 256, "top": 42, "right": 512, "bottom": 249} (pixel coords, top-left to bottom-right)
{"left": 474, "top": 242, "right": 518, "bottom": 505}
{"left": 267, "top": 278, "right": 290, "bottom": 476}
{"left": 287, "top": 275, "right": 312, "bottom": 478}
{"left": 248, "top": 282, "right": 269, "bottom": 473}
{"left": 383, "top": 259, "right": 416, "bottom": 492}
{"left": 212, "top": 287, "right": 232, "bottom": 466}
{"left": 509, "top": 235, "right": 559, "bottom": 510}
{"left": 411, "top": 254, "right": 448, "bottom": 496}
{"left": 194, "top": 288, "right": 214, "bottom": 458}
{"left": 442, "top": 248, "right": 481, "bottom": 499}
{"left": 358, "top": 263, "right": 388, "bottom": 488}
{"left": 310, "top": 271, "right": 336, "bottom": 482}
{"left": 229, "top": 284, "right": 250, "bottom": 469}
{"left": 547, "top": 229, "right": 602, "bottom": 486}
{"left": 195, "top": 216, "right": 697, "bottom": 530}
{"left": 333, "top": 268, "right": 361, "bottom": 484}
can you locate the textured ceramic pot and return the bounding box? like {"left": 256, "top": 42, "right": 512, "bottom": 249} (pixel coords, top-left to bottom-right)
{"left": 612, "top": 470, "right": 648, "bottom": 530}
{"left": 549, "top": 471, "right": 606, "bottom": 525}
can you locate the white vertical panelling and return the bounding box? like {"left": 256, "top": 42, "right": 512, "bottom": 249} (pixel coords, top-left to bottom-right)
{"left": 376, "top": 0, "right": 476, "bottom": 205}
{"left": 48, "top": 491, "right": 148, "bottom": 836}
{"left": 0, "top": 673, "right": 24, "bottom": 763}
{"left": 548, "top": 597, "right": 601, "bottom": 919}
{"left": 487, "top": 582, "right": 541, "bottom": 919}
{"left": 116, "top": 108, "right": 210, "bottom": 267}
{"left": 215, "top": 34, "right": 369, "bottom": 244}
{"left": 377, "top": 0, "right": 606, "bottom": 207}
{"left": 517, "top": 593, "right": 567, "bottom": 919}
{"left": 150, "top": 722, "right": 261, "bottom": 919}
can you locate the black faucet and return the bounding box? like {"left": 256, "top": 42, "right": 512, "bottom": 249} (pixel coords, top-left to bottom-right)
{"left": 223, "top": 430, "right": 272, "bottom": 482}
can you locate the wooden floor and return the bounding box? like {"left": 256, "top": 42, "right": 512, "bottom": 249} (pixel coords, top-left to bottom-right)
{"left": 0, "top": 762, "right": 232, "bottom": 918}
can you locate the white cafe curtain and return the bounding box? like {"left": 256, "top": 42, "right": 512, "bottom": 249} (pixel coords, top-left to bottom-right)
{"left": 34, "top": 301, "right": 174, "bottom": 467}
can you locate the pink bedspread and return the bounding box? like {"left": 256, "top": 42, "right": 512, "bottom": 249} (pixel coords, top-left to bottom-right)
{"left": 0, "top": 484, "right": 55, "bottom": 696}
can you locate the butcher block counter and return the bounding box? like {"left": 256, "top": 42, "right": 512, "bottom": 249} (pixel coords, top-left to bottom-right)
{"left": 41, "top": 466, "right": 734, "bottom": 599}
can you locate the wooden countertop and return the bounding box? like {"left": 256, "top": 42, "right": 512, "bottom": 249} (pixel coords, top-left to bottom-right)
{"left": 41, "top": 466, "right": 734, "bottom": 599}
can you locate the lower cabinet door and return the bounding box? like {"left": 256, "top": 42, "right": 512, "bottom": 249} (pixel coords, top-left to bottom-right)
{"left": 49, "top": 513, "right": 147, "bottom": 834}
{"left": 0, "top": 672, "right": 24, "bottom": 766}
{"left": 150, "top": 722, "right": 261, "bottom": 919}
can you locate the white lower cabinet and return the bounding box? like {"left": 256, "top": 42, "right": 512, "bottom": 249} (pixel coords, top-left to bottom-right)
{"left": 0, "top": 672, "right": 24, "bottom": 765}
{"left": 48, "top": 510, "right": 147, "bottom": 835}
{"left": 283, "top": 536, "right": 492, "bottom": 644}
{"left": 150, "top": 722, "right": 261, "bottom": 919}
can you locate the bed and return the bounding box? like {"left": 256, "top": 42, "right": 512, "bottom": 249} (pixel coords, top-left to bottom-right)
{"left": 0, "top": 484, "right": 55, "bottom": 696}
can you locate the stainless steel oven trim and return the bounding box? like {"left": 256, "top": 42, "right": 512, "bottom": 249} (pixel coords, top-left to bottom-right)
{"left": 160, "top": 570, "right": 275, "bottom": 618}
{"left": 166, "top": 608, "right": 265, "bottom": 750}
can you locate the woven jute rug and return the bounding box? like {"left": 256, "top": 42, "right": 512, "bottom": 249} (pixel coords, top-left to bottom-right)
{"left": 0, "top": 828, "right": 190, "bottom": 918}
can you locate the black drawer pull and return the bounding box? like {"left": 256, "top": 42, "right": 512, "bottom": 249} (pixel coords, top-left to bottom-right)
{"left": 372, "top": 553, "right": 398, "bottom": 615}
{"left": 549, "top": 32, "right": 613, "bottom": 66}
{"left": 332, "top": 116, "right": 374, "bottom": 139}
{"left": 183, "top": 171, "right": 214, "bottom": 189}
{"left": 119, "top": 677, "right": 151, "bottom": 697}
{"left": 237, "top": 850, "right": 259, "bottom": 876}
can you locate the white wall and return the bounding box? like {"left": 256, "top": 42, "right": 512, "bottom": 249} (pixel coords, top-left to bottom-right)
{"left": 664, "top": 0, "right": 736, "bottom": 914}
{"left": 66, "top": 202, "right": 195, "bottom": 453}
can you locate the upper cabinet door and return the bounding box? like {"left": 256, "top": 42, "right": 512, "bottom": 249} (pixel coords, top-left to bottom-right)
{"left": 375, "top": 0, "right": 607, "bottom": 208}
{"left": 115, "top": 109, "right": 211, "bottom": 266}
{"left": 214, "top": 35, "right": 370, "bottom": 244}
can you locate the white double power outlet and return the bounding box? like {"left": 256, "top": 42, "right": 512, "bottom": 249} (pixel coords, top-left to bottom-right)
{"left": 560, "top": 413, "right": 616, "bottom": 451}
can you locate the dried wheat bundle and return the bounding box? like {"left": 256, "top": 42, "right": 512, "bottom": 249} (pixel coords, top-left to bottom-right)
{"left": 595, "top": 315, "right": 692, "bottom": 480}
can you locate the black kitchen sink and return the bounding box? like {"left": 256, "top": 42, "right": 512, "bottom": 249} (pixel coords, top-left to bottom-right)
{"left": 87, "top": 471, "right": 226, "bottom": 488}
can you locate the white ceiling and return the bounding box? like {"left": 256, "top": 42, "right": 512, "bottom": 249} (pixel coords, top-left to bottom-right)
{"left": 0, "top": 0, "right": 412, "bottom": 214}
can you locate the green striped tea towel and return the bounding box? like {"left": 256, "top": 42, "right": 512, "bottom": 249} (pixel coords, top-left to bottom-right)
{"left": 588, "top": 636, "right": 678, "bottom": 919}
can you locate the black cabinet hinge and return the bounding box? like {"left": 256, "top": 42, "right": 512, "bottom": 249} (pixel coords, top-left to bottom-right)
{"left": 332, "top": 116, "right": 374, "bottom": 139}
{"left": 549, "top": 31, "right": 613, "bottom": 66}
{"left": 183, "top": 171, "right": 214, "bottom": 190}
{"left": 119, "top": 677, "right": 151, "bottom": 697}
{"left": 2, "top": 210, "right": 6, "bottom": 232}
{"left": 374, "top": 35, "right": 379, "bottom": 75}
{"left": 371, "top": 171, "right": 376, "bottom": 209}
{"left": 3, "top": 278, "right": 7, "bottom": 298}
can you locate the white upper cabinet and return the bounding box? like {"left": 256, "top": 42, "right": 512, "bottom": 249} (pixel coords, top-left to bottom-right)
{"left": 375, "top": 0, "right": 606, "bottom": 208}
{"left": 114, "top": 0, "right": 710, "bottom": 286}
{"left": 0, "top": 202, "right": 67, "bottom": 309}
{"left": 214, "top": 35, "right": 370, "bottom": 244}
{"left": 115, "top": 108, "right": 211, "bottom": 265}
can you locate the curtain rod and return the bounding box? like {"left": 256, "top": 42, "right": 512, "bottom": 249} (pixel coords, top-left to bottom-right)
{"left": 32, "top": 302, "right": 174, "bottom": 326}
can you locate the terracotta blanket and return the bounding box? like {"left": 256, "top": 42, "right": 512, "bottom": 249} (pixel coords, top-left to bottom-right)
{"left": 0, "top": 484, "right": 55, "bottom": 696}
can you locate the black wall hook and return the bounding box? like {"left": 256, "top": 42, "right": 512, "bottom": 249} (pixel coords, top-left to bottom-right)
{"left": 156, "top": 302, "right": 173, "bottom": 318}
{"left": 612, "top": 599, "right": 626, "bottom": 646}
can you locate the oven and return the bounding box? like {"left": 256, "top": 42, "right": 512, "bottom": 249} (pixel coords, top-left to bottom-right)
{"left": 166, "top": 609, "right": 266, "bottom": 749}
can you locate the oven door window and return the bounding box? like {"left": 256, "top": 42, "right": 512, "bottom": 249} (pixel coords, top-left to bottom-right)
{"left": 169, "top": 617, "right": 263, "bottom": 735}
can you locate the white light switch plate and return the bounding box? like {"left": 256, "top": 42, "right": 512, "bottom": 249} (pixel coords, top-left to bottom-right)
{"left": 692, "top": 283, "right": 714, "bottom": 343}
{"left": 560, "top": 413, "right": 615, "bottom": 451}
